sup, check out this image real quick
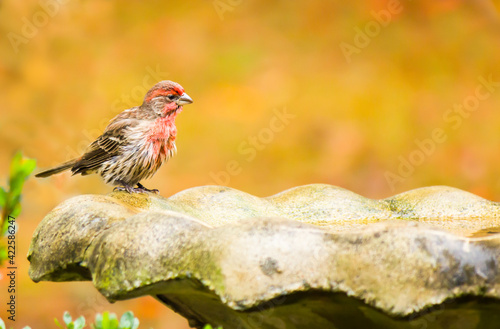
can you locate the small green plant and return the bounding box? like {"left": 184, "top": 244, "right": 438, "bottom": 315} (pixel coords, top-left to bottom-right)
{"left": 0, "top": 152, "right": 36, "bottom": 265}
{"left": 92, "top": 311, "right": 139, "bottom": 329}
{"left": 2, "top": 311, "right": 141, "bottom": 329}
{"left": 203, "top": 325, "right": 223, "bottom": 329}
{"left": 54, "top": 311, "right": 140, "bottom": 329}
{"left": 55, "top": 312, "right": 85, "bottom": 329}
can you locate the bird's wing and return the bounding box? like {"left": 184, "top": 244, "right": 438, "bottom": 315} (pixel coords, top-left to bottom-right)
{"left": 71, "top": 118, "right": 138, "bottom": 175}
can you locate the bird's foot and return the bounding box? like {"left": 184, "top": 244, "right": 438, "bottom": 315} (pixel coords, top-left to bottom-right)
{"left": 113, "top": 182, "right": 159, "bottom": 194}
{"left": 113, "top": 183, "right": 138, "bottom": 194}
{"left": 136, "top": 183, "right": 160, "bottom": 194}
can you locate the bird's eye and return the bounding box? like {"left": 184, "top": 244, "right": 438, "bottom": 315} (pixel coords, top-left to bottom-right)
{"left": 167, "top": 95, "right": 177, "bottom": 101}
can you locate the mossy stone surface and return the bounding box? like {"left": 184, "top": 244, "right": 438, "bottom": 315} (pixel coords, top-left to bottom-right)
{"left": 28, "top": 185, "right": 500, "bottom": 328}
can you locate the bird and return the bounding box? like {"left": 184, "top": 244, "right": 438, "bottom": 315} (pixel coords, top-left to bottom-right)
{"left": 35, "top": 80, "right": 193, "bottom": 194}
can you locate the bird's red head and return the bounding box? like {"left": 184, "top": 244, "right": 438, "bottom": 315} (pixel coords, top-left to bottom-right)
{"left": 143, "top": 80, "right": 193, "bottom": 117}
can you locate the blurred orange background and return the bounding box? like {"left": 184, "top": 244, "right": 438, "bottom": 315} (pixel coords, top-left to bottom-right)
{"left": 2, "top": 0, "right": 500, "bottom": 328}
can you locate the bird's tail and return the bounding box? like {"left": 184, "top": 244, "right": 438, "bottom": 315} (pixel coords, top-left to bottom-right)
{"left": 35, "top": 159, "right": 78, "bottom": 178}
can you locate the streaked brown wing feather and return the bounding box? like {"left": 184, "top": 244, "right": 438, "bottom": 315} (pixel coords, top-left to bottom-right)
{"left": 71, "top": 117, "right": 139, "bottom": 175}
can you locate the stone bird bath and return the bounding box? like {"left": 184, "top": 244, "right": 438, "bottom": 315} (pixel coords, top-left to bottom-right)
{"left": 28, "top": 185, "right": 500, "bottom": 328}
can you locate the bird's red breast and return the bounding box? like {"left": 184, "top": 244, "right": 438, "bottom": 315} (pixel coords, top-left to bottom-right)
{"left": 147, "top": 116, "right": 177, "bottom": 157}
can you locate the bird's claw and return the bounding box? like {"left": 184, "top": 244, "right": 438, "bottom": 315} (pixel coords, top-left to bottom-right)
{"left": 113, "top": 185, "right": 137, "bottom": 194}
{"left": 136, "top": 183, "right": 160, "bottom": 194}
{"left": 113, "top": 183, "right": 159, "bottom": 194}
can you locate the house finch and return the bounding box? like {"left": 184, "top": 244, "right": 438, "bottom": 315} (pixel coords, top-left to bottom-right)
{"left": 36, "top": 80, "right": 193, "bottom": 193}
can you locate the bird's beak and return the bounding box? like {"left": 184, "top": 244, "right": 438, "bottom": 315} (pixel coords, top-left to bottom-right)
{"left": 176, "top": 93, "right": 193, "bottom": 106}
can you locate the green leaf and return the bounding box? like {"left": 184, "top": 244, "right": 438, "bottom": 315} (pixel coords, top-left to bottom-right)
{"left": 93, "top": 313, "right": 103, "bottom": 329}
{"left": 55, "top": 318, "right": 63, "bottom": 328}
{"left": 0, "top": 245, "right": 7, "bottom": 262}
{"left": 8, "top": 153, "right": 36, "bottom": 207}
{"left": 63, "top": 312, "right": 73, "bottom": 326}
{"left": 8, "top": 175, "right": 23, "bottom": 204}
{"left": 102, "top": 312, "right": 110, "bottom": 329}
{"left": 131, "top": 318, "right": 139, "bottom": 329}
{"left": 22, "top": 327, "right": 32, "bottom": 329}
{"left": 9, "top": 152, "right": 36, "bottom": 180}
{"left": 73, "top": 316, "right": 86, "bottom": 329}
{"left": 0, "top": 247, "right": 5, "bottom": 266}
{"left": 109, "top": 313, "right": 119, "bottom": 329}
{"left": 9, "top": 152, "right": 22, "bottom": 179}
{"left": 5, "top": 193, "right": 20, "bottom": 216}
{"left": 19, "top": 158, "right": 37, "bottom": 178}
{"left": 0, "top": 317, "right": 5, "bottom": 329}
{"left": 9, "top": 154, "right": 23, "bottom": 197}
{"left": 10, "top": 202, "right": 21, "bottom": 219}
{"left": 1, "top": 220, "right": 9, "bottom": 236}
{"left": 118, "top": 312, "right": 134, "bottom": 329}
{"left": 0, "top": 187, "right": 7, "bottom": 208}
